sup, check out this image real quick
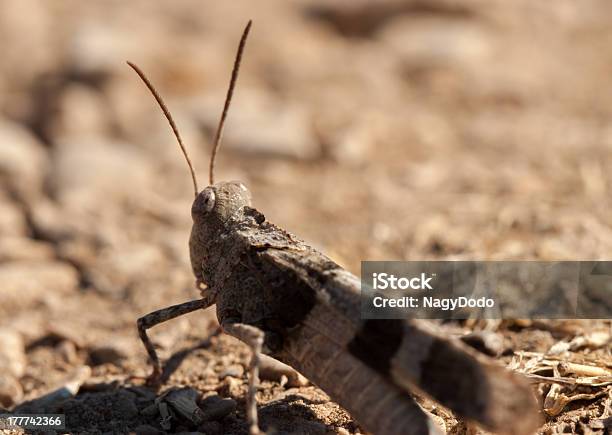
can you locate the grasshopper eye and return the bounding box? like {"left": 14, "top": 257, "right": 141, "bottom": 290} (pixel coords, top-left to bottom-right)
{"left": 192, "top": 188, "right": 216, "bottom": 218}
{"left": 201, "top": 189, "right": 216, "bottom": 212}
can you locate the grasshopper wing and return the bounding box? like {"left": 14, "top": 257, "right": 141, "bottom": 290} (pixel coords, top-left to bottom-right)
{"left": 248, "top": 241, "right": 539, "bottom": 435}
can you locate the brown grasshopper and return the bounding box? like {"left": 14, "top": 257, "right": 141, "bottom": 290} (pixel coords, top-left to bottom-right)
{"left": 129, "top": 21, "right": 540, "bottom": 435}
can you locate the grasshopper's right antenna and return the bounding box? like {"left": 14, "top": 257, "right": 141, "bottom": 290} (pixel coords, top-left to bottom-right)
{"left": 127, "top": 61, "right": 199, "bottom": 198}
{"left": 209, "top": 19, "right": 252, "bottom": 186}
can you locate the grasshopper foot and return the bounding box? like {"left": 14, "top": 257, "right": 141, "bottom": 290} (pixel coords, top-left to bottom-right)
{"left": 136, "top": 298, "right": 214, "bottom": 389}
{"left": 222, "top": 322, "right": 265, "bottom": 435}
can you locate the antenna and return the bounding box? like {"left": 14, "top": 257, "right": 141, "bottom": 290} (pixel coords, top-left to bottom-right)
{"left": 209, "top": 20, "right": 252, "bottom": 185}
{"left": 127, "top": 61, "right": 199, "bottom": 197}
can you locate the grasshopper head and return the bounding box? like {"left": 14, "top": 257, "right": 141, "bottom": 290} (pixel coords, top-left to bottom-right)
{"left": 191, "top": 181, "right": 252, "bottom": 226}
{"left": 189, "top": 181, "right": 252, "bottom": 290}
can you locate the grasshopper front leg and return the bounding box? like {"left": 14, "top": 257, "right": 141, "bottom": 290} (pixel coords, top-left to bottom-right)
{"left": 222, "top": 321, "right": 265, "bottom": 435}
{"left": 137, "top": 298, "right": 214, "bottom": 383}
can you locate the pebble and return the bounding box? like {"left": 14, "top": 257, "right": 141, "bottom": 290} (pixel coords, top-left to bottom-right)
{"left": 260, "top": 355, "right": 309, "bottom": 387}
{"left": 0, "top": 118, "right": 49, "bottom": 199}
{"left": 2, "top": 314, "right": 46, "bottom": 345}
{"left": 88, "top": 243, "right": 166, "bottom": 296}
{"left": 0, "top": 261, "right": 80, "bottom": 314}
{"left": 219, "top": 376, "right": 242, "bottom": 398}
{"left": 0, "top": 330, "right": 26, "bottom": 378}
{"left": 44, "top": 324, "right": 86, "bottom": 349}
{"left": 199, "top": 395, "right": 237, "bottom": 421}
{"left": 51, "top": 137, "right": 154, "bottom": 211}
{"left": 379, "top": 16, "right": 491, "bottom": 69}
{"left": 220, "top": 364, "right": 244, "bottom": 379}
{"left": 165, "top": 388, "right": 205, "bottom": 425}
{"left": 88, "top": 338, "right": 132, "bottom": 366}
{"left": 56, "top": 340, "right": 78, "bottom": 364}
{"left": 88, "top": 346, "right": 127, "bottom": 366}
{"left": 0, "top": 201, "right": 27, "bottom": 237}
{"left": 0, "top": 237, "right": 55, "bottom": 262}
{"left": 54, "top": 84, "right": 110, "bottom": 140}
{"left": 0, "top": 375, "right": 23, "bottom": 408}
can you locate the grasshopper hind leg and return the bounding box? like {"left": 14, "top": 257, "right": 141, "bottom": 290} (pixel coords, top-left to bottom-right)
{"left": 222, "top": 321, "right": 265, "bottom": 435}
{"left": 137, "top": 298, "right": 213, "bottom": 384}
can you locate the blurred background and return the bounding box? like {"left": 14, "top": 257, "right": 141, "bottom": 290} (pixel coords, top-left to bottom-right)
{"left": 0, "top": 1, "right": 611, "bottom": 433}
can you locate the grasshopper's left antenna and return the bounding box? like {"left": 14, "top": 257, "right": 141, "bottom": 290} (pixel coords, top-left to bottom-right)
{"left": 127, "top": 61, "right": 199, "bottom": 197}
{"left": 209, "top": 19, "right": 252, "bottom": 185}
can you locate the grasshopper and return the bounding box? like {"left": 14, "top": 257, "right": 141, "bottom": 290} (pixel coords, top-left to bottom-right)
{"left": 129, "top": 21, "right": 540, "bottom": 435}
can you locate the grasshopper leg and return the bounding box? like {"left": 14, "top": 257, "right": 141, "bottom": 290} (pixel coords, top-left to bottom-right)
{"left": 137, "top": 298, "right": 213, "bottom": 384}
{"left": 222, "top": 322, "right": 265, "bottom": 435}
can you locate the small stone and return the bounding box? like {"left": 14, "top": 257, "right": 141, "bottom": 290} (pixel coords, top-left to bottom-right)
{"left": 0, "top": 119, "right": 49, "bottom": 199}
{"left": 0, "top": 201, "right": 27, "bottom": 237}
{"left": 54, "top": 84, "right": 110, "bottom": 140}
{"left": 2, "top": 314, "right": 46, "bottom": 344}
{"left": 220, "top": 364, "right": 244, "bottom": 379}
{"left": 27, "top": 198, "right": 68, "bottom": 242}
{"left": 57, "top": 340, "right": 78, "bottom": 364}
{"left": 0, "top": 261, "right": 80, "bottom": 315}
{"left": 260, "top": 355, "right": 309, "bottom": 387}
{"left": 0, "top": 237, "right": 55, "bottom": 262}
{"left": 165, "top": 388, "right": 206, "bottom": 425}
{"left": 0, "top": 330, "right": 25, "bottom": 378}
{"left": 200, "top": 395, "right": 237, "bottom": 422}
{"left": 88, "top": 339, "right": 131, "bottom": 366}
{"left": 86, "top": 243, "right": 166, "bottom": 296}
{"left": 0, "top": 375, "right": 23, "bottom": 408}
{"left": 219, "top": 376, "right": 242, "bottom": 398}
{"left": 379, "top": 16, "right": 491, "bottom": 68}
{"left": 44, "top": 324, "right": 86, "bottom": 349}
{"left": 52, "top": 138, "right": 153, "bottom": 209}
{"left": 66, "top": 22, "right": 125, "bottom": 78}
{"left": 89, "top": 346, "right": 126, "bottom": 366}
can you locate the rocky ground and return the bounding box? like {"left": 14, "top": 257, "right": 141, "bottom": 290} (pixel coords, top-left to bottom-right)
{"left": 0, "top": 1, "right": 610, "bottom": 434}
